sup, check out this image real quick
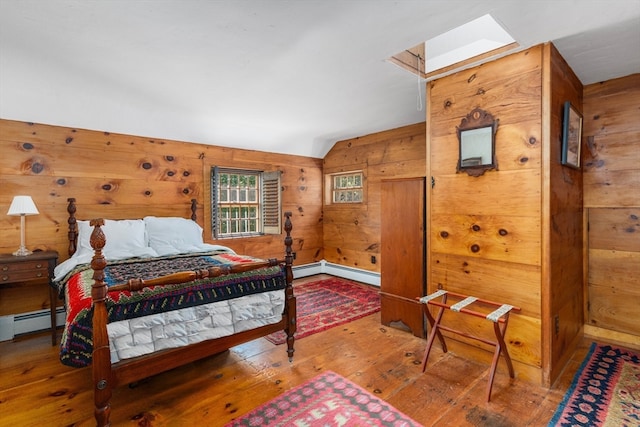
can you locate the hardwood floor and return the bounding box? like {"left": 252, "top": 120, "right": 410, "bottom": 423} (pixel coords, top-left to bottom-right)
{"left": 0, "top": 275, "right": 625, "bottom": 426}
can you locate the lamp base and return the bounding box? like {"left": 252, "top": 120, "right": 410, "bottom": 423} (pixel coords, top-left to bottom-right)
{"left": 13, "top": 246, "right": 33, "bottom": 256}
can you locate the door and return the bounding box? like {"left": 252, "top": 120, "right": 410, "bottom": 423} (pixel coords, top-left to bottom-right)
{"left": 380, "top": 177, "right": 426, "bottom": 337}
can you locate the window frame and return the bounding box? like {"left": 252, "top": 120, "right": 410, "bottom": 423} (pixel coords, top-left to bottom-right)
{"left": 325, "top": 170, "right": 364, "bottom": 205}
{"left": 211, "top": 167, "right": 281, "bottom": 239}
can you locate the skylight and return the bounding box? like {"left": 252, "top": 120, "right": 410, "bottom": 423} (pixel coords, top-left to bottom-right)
{"left": 425, "top": 14, "right": 516, "bottom": 73}
{"left": 389, "top": 14, "right": 517, "bottom": 79}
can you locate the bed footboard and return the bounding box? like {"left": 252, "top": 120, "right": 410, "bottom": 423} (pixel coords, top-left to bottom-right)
{"left": 87, "top": 212, "right": 296, "bottom": 427}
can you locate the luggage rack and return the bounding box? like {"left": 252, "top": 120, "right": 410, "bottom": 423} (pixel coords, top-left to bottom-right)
{"left": 418, "top": 290, "right": 521, "bottom": 401}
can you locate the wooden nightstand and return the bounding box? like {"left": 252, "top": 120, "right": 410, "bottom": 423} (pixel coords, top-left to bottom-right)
{"left": 0, "top": 250, "right": 59, "bottom": 345}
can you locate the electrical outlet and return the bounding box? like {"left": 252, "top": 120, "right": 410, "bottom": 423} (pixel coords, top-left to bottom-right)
{"left": 370, "top": 255, "right": 376, "bottom": 264}
{"left": 554, "top": 315, "right": 560, "bottom": 336}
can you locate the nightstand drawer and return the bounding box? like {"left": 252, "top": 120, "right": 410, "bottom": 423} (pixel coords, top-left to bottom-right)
{"left": 1, "top": 268, "right": 48, "bottom": 283}
{"left": 1, "top": 260, "right": 49, "bottom": 273}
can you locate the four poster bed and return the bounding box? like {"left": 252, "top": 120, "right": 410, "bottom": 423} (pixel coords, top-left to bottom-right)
{"left": 53, "top": 198, "right": 296, "bottom": 426}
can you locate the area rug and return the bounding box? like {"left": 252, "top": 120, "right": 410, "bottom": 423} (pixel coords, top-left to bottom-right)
{"left": 264, "top": 277, "right": 380, "bottom": 345}
{"left": 226, "top": 370, "right": 421, "bottom": 426}
{"left": 548, "top": 343, "right": 640, "bottom": 426}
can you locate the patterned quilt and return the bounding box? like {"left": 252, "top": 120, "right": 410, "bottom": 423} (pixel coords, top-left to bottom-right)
{"left": 54, "top": 251, "right": 286, "bottom": 368}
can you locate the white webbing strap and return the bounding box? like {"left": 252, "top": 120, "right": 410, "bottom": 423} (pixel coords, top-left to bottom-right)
{"left": 450, "top": 296, "right": 477, "bottom": 312}
{"left": 419, "top": 289, "right": 447, "bottom": 304}
{"left": 486, "top": 304, "right": 514, "bottom": 322}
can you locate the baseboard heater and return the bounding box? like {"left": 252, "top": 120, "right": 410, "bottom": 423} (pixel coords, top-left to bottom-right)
{"left": 292, "top": 261, "right": 380, "bottom": 286}
{"left": 0, "top": 307, "right": 66, "bottom": 342}
{"left": 0, "top": 261, "right": 380, "bottom": 341}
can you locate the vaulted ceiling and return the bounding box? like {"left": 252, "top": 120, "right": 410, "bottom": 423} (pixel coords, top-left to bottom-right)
{"left": 1, "top": 1, "right": 639, "bottom": 158}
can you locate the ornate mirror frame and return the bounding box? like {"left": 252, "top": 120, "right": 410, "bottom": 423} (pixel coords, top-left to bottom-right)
{"left": 456, "top": 107, "right": 499, "bottom": 177}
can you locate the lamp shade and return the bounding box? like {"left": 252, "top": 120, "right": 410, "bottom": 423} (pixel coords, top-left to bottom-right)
{"left": 7, "top": 195, "right": 39, "bottom": 216}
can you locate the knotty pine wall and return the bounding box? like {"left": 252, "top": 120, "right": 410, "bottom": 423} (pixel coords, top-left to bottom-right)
{"left": 323, "top": 122, "right": 426, "bottom": 272}
{"left": 582, "top": 74, "right": 640, "bottom": 344}
{"left": 546, "top": 43, "right": 585, "bottom": 383}
{"left": 426, "top": 43, "right": 583, "bottom": 387}
{"left": 0, "top": 119, "right": 323, "bottom": 316}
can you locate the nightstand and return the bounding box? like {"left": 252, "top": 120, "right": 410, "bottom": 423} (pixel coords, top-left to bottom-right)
{"left": 0, "top": 250, "right": 59, "bottom": 345}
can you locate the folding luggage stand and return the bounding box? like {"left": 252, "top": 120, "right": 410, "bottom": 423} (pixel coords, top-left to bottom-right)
{"left": 419, "top": 290, "right": 521, "bottom": 401}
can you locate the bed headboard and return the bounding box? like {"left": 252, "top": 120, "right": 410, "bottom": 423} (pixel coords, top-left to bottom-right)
{"left": 66, "top": 198, "right": 198, "bottom": 257}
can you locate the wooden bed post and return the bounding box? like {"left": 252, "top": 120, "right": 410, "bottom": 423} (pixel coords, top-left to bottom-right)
{"left": 63, "top": 201, "right": 296, "bottom": 425}
{"left": 89, "top": 219, "right": 112, "bottom": 427}
{"left": 283, "top": 212, "right": 296, "bottom": 362}
{"left": 67, "top": 198, "right": 78, "bottom": 257}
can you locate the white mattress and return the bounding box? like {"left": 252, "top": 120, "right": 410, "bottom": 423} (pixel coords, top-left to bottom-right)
{"left": 107, "top": 289, "right": 285, "bottom": 363}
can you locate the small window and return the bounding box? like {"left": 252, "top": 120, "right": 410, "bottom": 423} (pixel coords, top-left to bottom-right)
{"left": 211, "top": 167, "right": 281, "bottom": 238}
{"left": 331, "top": 171, "right": 363, "bottom": 204}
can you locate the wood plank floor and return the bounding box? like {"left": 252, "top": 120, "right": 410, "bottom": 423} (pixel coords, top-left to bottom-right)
{"left": 0, "top": 275, "right": 629, "bottom": 426}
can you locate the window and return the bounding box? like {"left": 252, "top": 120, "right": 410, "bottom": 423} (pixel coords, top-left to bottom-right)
{"left": 331, "top": 171, "right": 363, "bottom": 203}
{"left": 211, "top": 167, "right": 281, "bottom": 238}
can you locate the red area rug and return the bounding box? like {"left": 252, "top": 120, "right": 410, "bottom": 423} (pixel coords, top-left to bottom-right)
{"left": 548, "top": 343, "right": 640, "bottom": 426}
{"left": 265, "top": 277, "right": 380, "bottom": 345}
{"left": 226, "top": 370, "right": 421, "bottom": 426}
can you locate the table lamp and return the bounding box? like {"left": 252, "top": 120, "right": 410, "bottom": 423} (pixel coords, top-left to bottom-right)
{"left": 7, "top": 195, "right": 39, "bottom": 256}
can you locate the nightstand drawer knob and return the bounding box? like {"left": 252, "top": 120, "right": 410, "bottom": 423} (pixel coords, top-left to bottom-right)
{"left": 36, "top": 263, "right": 43, "bottom": 269}
{"left": 2, "top": 275, "right": 8, "bottom": 281}
{"left": 1, "top": 266, "right": 7, "bottom": 272}
{"left": 36, "top": 272, "right": 43, "bottom": 277}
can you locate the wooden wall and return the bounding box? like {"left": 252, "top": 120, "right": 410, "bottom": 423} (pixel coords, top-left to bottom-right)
{"left": 323, "top": 122, "right": 426, "bottom": 273}
{"left": 426, "top": 44, "right": 584, "bottom": 386}
{"left": 582, "top": 74, "right": 640, "bottom": 344}
{"left": 0, "top": 119, "right": 323, "bottom": 316}
{"left": 545, "top": 44, "right": 584, "bottom": 384}
{"left": 1, "top": 57, "right": 636, "bottom": 385}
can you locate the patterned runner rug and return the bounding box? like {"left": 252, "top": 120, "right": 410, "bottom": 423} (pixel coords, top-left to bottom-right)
{"left": 548, "top": 343, "right": 640, "bottom": 426}
{"left": 225, "top": 370, "right": 421, "bottom": 426}
{"left": 265, "top": 277, "right": 380, "bottom": 345}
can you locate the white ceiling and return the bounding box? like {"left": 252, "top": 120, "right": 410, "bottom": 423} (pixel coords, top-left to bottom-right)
{"left": 1, "top": 0, "right": 639, "bottom": 159}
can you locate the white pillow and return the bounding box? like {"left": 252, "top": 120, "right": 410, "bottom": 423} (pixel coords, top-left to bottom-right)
{"left": 74, "top": 219, "right": 157, "bottom": 260}
{"left": 144, "top": 216, "right": 205, "bottom": 256}
{"left": 143, "top": 216, "right": 235, "bottom": 256}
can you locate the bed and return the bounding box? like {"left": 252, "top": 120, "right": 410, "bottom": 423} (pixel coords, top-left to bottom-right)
{"left": 54, "top": 198, "right": 296, "bottom": 427}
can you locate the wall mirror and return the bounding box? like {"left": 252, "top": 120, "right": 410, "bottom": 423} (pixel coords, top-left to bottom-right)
{"left": 457, "top": 107, "right": 499, "bottom": 177}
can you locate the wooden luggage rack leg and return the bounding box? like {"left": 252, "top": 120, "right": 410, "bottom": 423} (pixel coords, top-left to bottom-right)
{"left": 418, "top": 290, "right": 520, "bottom": 402}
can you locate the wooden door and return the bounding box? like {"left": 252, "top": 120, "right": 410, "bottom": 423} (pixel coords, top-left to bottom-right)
{"left": 380, "top": 177, "right": 426, "bottom": 337}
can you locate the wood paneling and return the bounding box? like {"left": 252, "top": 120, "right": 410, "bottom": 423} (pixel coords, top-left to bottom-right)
{"left": 430, "top": 213, "right": 541, "bottom": 266}
{"left": 588, "top": 208, "right": 640, "bottom": 252}
{"left": 583, "top": 74, "right": 640, "bottom": 340}
{"left": 427, "top": 44, "right": 584, "bottom": 387}
{"left": 430, "top": 120, "right": 543, "bottom": 176}
{"left": 583, "top": 75, "right": 640, "bottom": 207}
{"left": 430, "top": 170, "right": 541, "bottom": 217}
{"left": 323, "top": 122, "right": 426, "bottom": 272}
{"left": 431, "top": 254, "right": 541, "bottom": 317}
{"left": 427, "top": 46, "right": 546, "bottom": 382}
{"left": 0, "top": 119, "right": 323, "bottom": 316}
{"left": 544, "top": 43, "right": 584, "bottom": 386}
{"left": 588, "top": 248, "right": 640, "bottom": 334}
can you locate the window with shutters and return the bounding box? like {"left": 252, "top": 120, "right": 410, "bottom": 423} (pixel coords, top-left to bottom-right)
{"left": 211, "top": 167, "right": 281, "bottom": 238}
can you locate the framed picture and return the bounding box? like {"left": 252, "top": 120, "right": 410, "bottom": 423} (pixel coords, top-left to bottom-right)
{"left": 561, "top": 101, "right": 583, "bottom": 169}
